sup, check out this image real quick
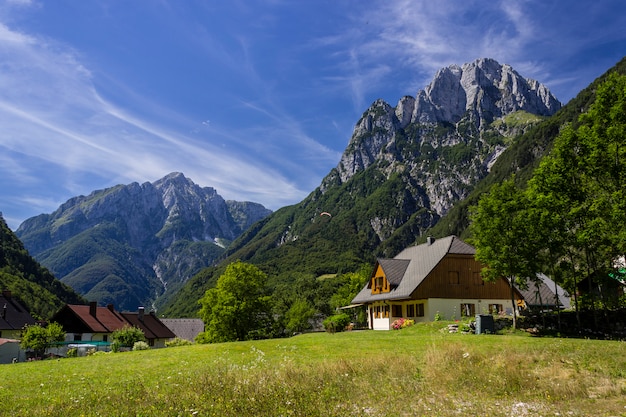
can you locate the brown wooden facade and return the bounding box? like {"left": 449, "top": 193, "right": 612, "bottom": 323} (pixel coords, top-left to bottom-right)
{"left": 411, "top": 254, "right": 517, "bottom": 300}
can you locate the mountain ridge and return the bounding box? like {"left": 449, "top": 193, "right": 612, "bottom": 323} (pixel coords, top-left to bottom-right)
{"left": 15, "top": 172, "right": 272, "bottom": 311}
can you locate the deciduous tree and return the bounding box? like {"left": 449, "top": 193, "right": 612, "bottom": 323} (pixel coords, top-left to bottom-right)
{"left": 197, "top": 261, "right": 272, "bottom": 343}
{"left": 469, "top": 177, "right": 538, "bottom": 328}
{"left": 20, "top": 322, "right": 65, "bottom": 358}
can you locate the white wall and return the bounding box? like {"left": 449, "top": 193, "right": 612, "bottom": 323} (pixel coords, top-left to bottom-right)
{"left": 367, "top": 297, "right": 514, "bottom": 330}
{"left": 425, "top": 298, "right": 513, "bottom": 321}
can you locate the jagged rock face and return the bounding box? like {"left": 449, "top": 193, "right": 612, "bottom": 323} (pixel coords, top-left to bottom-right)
{"left": 15, "top": 172, "right": 272, "bottom": 311}
{"left": 326, "top": 58, "right": 561, "bottom": 218}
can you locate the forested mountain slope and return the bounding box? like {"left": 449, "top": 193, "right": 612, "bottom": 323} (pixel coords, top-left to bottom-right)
{"left": 0, "top": 214, "right": 84, "bottom": 319}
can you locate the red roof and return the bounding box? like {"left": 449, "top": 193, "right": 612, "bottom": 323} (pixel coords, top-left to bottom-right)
{"left": 120, "top": 311, "right": 176, "bottom": 340}
{"left": 53, "top": 303, "right": 175, "bottom": 340}
{"left": 53, "top": 304, "right": 128, "bottom": 333}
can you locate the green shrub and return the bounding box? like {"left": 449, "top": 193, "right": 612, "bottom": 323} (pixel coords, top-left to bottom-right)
{"left": 132, "top": 341, "right": 150, "bottom": 351}
{"left": 111, "top": 340, "right": 122, "bottom": 353}
{"left": 66, "top": 348, "right": 77, "bottom": 358}
{"left": 111, "top": 325, "right": 146, "bottom": 351}
{"left": 322, "top": 313, "right": 351, "bottom": 333}
{"left": 166, "top": 337, "right": 193, "bottom": 347}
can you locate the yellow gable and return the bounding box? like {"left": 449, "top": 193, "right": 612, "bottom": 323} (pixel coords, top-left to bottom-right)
{"left": 371, "top": 263, "right": 391, "bottom": 294}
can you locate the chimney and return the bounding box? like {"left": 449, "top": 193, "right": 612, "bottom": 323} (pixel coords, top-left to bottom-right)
{"left": 426, "top": 236, "right": 435, "bottom": 245}
{"left": 89, "top": 301, "right": 97, "bottom": 317}
{"left": 138, "top": 306, "right": 145, "bottom": 322}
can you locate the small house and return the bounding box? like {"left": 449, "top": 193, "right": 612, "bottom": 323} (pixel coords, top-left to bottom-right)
{"left": 351, "top": 236, "right": 522, "bottom": 330}
{"left": 0, "top": 290, "right": 36, "bottom": 339}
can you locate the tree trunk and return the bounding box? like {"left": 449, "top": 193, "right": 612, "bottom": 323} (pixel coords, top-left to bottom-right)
{"left": 554, "top": 279, "right": 561, "bottom": 332}
{"left": 509, "top": 276, "right": 517, "bottom": 329}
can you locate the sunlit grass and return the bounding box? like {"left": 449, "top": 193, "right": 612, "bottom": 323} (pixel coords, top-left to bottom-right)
{"left": 2, "top": 322, "right": 625, "bottom": 416}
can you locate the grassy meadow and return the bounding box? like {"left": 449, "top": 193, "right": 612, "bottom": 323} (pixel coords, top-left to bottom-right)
{"left": 2, "top": 322, "right": 625, "bottom": 416}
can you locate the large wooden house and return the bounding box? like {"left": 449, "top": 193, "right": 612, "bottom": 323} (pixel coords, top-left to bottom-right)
{"left": 351, "top": 235, "right": 521, "bottom": 330}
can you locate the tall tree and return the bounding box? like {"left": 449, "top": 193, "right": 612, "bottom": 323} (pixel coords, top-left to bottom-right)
{"left": 526, "top": 73, "right": 626, "bottom": 321}
{"left": 197, "top": 261, "right": 272, "bottom": 343}
{"left": 469, "top": 177, "right": 538, "bottom": 328}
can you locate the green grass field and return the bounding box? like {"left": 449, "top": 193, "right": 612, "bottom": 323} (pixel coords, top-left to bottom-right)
{"left": 2, "top": 322, "right": 625, "bottom": 416}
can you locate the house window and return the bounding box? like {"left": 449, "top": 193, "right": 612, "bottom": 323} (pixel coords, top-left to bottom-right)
{"left": 460, "top": 303, "right": 475, "bottom": 317}
{"left": 103, "top": 335, "right": 108, "bottom": 343}
{"left": 473, "top": 272, "right": 484, "bottom": 285}
{"left": 392, "top": 305, "right": 403, "bottom": 317}
{"left": 406, "top": 303, "right": 424, "bottom": 317}
{"left": 416, "top": 303, "right": 424, "bottom": 317}
{"left": 449, "top": 271, "right": 459, "bottom": 284}
{"left": 73, "top": 334, "right": 82, "bottom": 342}
{"left": 489, "top": 304, "right": 503, "bottom": 314}
{"left": 375, "top": 277, "right": 384, "bottom": 290}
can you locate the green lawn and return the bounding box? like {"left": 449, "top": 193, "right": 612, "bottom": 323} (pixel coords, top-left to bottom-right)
{"left": 2, "top": 322, "right": 625, "bottom": 416}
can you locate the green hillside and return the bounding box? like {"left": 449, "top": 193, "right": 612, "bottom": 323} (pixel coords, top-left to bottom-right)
{"left": 0, "top": 214, "right": 85, "bottom": 319}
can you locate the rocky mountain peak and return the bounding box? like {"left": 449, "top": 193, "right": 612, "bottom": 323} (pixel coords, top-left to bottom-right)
{"left": 414, "top": 58, "right": 561, "bottom": 126}
{"left": 324, "top": 58, "right": 561, "bottom": 219}
{"left": 331, "top": 58, "right": 561, "bottom": 185}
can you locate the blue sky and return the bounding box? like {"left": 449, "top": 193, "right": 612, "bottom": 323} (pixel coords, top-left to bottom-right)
{"left": 1, "top": 0, "right": 625, "bottom": 230}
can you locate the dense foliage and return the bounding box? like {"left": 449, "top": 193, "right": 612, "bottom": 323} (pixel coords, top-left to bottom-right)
{"left": 20, "top": 322, "right": 65, "bottom": 358}
{"left": 0, "top": 214, "right": 84, "bottom": 319}
{"left": 470, "top": 73, "right": 626, "bottom": 321}
{"left": 197, "top": 261, "right": 273, "bottom": 342}
{"left": 111, "top": 325, "right": 146, "bottom": 352}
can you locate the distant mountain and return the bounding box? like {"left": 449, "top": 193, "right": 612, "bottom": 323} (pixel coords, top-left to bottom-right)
{"left": 0, "top": 213, "right": 85, "bottom": 319}
{"left": 162, "top": 57, "right": 565, "bottom": 317}
{"left": 15, "top": 173, "right": 272, "bottom": 311}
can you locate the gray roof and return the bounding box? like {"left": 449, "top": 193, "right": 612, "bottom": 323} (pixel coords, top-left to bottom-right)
{"left": 0, "top": 292, "right": 36, "bottom": 331}
{"left": 352, "top": 235, "right": 472, "bottom": 304}
{"left": 378, "top": 259, "right": 410, "bottom": 286}
{"left": 516, "top": 273, "right": 571, "bottom": 309}
{"left": 160, "top": 318, "right": 204, "bottom": 342}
